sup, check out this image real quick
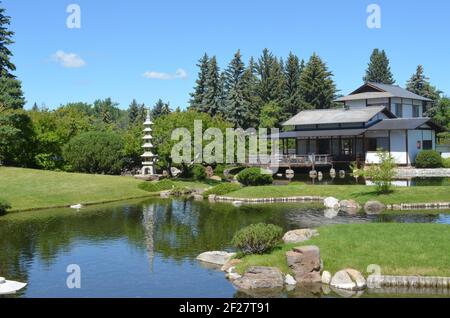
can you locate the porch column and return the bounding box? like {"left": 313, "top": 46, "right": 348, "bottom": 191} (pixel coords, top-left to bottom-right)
{"left": 405, "top": 130, "right": 409, "bottom": 166}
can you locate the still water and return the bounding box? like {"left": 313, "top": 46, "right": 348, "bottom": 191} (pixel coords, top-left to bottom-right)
{"left": 0, "top": 199, "right": 449, "bottom": 298}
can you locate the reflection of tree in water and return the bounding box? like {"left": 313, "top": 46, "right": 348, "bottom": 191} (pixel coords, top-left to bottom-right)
{"left": 141, "top": 203, "right": 155, "bottom": 271}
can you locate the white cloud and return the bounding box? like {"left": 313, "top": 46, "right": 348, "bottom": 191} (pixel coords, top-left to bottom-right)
{"left": 52, "top": 50, "right": 86, "bottom": 68}
{"left": 143, "top": 68, "right": 188, "bottom": 80}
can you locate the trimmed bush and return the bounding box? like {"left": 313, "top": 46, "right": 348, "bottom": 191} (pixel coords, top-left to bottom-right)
{"left": 138, "top": 179, "right": 175, "bottom": 192}
{"left": 0, "top": 199, "right": 11, "bottom": 214}
{"left": 203, "top": 183, "right": 242, "bottom": 198}
{"left": 415, "top": 150, "right": 443, "bottom": 168}
{"left": 192, "top": 165, "right": 206, "bottom": 180}
{"left": 443, "top": 157, "right": 450, "bottom": 168}
{"left": 232, "top": 223, "right": 283, "bottom": 255}
{"left": 237, "top": 168, "right": 273, "bottom": 186}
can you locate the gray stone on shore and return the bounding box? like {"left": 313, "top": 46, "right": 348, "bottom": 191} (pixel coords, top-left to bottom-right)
{"left": 282, "top": 229, "right": 319, "bottom": 244}
{"left": 286, "top": 245, "right": 322, "bottom": 284}
{"left": 330, "top": 268, "right": 367, "bottom": 291}
{"left": 339, "top": 200, "right": 361, "bottom": 214}
{"left": 284, "top": 274, "right": 297, "bottom": 285}
{"left": 324, "top": 197, "right": 340, "bottom": 209}
{"left": 321, "top": 271, "right": 332, "bottom": 285}
{"left": 232, "top": 266, "right": 284, "bottom": 290}
{"left": 364, "top": 201, "right": 386, "bottom": 214}
{"left": 196, "top": 251, "right": 236, "bottom": 266}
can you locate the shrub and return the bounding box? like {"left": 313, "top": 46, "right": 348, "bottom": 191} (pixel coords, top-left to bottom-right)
{"left": 237, "top": 168, "right": 273, "bottom": 186}
{"left": 362, "top": 150, "right": 397, "bottom": 194}
{"left": 203, "top": 183, "right": 242, "bottom": 198}
{"left": 0, "top": 199, "right": 11, "bottom": 215}
{"left": 232, "top": 223, "right": 283, "bottom": 255}
{"left": 138, "top": 179, "right": 175, "bottom": 192}
{"left": 415, "top": 150, "right": 443, "bottom": 168}
{"left": 192, "top": 165, "right": 206, "bottom": 180}
{"left": 443, "top": 157, "right": 450, "bottom": 168}
{"left": 63, "top": 131, "right": 125, "bottom": 175}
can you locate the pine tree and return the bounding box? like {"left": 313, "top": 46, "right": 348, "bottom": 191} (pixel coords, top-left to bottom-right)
{"left": 222, "top": 50, "right": 250, "bottom": 127}
{"left": 363, "top": 49, "right": 395, "bottom": 84}
{"left": 31, "top": 102, "right": 39, "bottom": 111}
{"left": 151, "top": 99, "right": 171, "bottom": 118}
{"left": 241, "top": 57, "right": 262, "bottom": 127}
{"left": 0, "top": 76, "right": 25, "bottom": 110}
{"left": 406, "top": 65, "right": 441, "bottom": 101}
{"left": 0, "top": 2, "right": 16, "bottom": 77}
{"left": 189, "top": 53, "right": 209, "bottom": 110}
{"left": 201, "top": 56, "right": 222, "bottom": 116}
{"left": 128, "top": 99, "right": 140, "bottom": 124}
{"left": 283, "top": 52, "right": 303, "bottom": 119}
{"left": 255, "top": 49, "right": 285, "bottom": 103}
{"left": 299, "top": 53, "right": 337, "bottom": 110}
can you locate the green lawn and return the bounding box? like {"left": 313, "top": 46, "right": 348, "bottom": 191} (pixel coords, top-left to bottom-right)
{"left": 236, "top": 223, "right": 450, "bottom": 277}
{"left": 227, "top": 183, "right": 450, "bottom": 206}
{"left": 0, "top": 167, "right": 212, "bottom": 212}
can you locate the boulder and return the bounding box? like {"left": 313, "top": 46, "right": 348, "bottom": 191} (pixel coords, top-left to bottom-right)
{"left": 324, "top": 197, "right": 339, "bottom": 210}
{"left": 209, "top": 175, "right": 222, "bottom": 181}
{"left": 330, "top": 269, "right": 367, "bottom": 291}
{"left": 221, "top": 259, "right": 242, "bottom": 272}
{"left": 160, "top": 191, "right": 171, "bottom": 198}
{"left": 364, "top": 201, "right": 386, "bottom": 215}
{"left": 226, "top": 272, "right": 242, "bottom": 281}
{"left": 208, "top": 195, "right": 216, "bottom": 203}
{"left": 286, "top": 245, "right": 322, "bottom": 284}
{"left": 284, "top": 274, "right": 297, "bottom": 286}
{"left": 196, "top": 251, "right": 236, "bottom": 266}
{"left": 205, "top": 166, "right": 214, "bottom": 178}
{"left": 339, "top": 200, "right": 361, "bottom": 214}
{"left": 321, "top": 271, "right": 332, "bottom": 285}
{"left": 324, "top": 208, "right": 339, "bottom": 219}
{"left": 282, "top": 229, "right": 319, "bottom": 244}
{"left": 193, "top": 194, "right": 204, "bottom": 201}
{"left": 170, "top": 167, "right": 182, "bottom": 177}
{"left": 232, "top": 266, "right": 284, "bottom": 290}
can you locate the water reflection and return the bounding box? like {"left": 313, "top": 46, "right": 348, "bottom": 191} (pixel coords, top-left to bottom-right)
{"left": 0, "top": 198, "right": 448, "bottom": 298}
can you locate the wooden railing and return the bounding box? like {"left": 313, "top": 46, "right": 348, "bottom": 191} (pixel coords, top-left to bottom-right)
{"left": 247, "top": 154, "right": 333, "bottom": 166}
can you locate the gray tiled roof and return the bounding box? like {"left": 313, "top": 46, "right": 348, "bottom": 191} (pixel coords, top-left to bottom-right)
{"left": 368, "top": 118, "right": 431, "bottom": 130}
{"left": 282, "top": 106, "right": 386, "bottom": 126}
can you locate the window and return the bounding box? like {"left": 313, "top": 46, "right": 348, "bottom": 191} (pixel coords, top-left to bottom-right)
{"left": 341, "top": 139, "right": 353, "bottom": 156}
{"left": 423, "top": 140, "right": 432, "bottom": 150}
{"left": 412, "top": 105, "right": 420, "bottom": 117}
{"left": 395, "top": 104, "right": 403, "bottom": 117}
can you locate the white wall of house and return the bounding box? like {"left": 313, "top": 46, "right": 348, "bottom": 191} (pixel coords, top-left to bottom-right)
{"left": 345, "top": 100, "right": 366, "bottom": 108}
{"left": 390, "top": 130, "right": 408, "bottom": 164}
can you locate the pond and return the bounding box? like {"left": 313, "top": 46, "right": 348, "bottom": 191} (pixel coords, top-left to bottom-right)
{"left": 0, "top": 199, "right": 449, "bottom": 298}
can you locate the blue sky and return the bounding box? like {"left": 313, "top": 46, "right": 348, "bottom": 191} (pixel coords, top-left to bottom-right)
{"left": 4, "top": 0, "right": 450, "bottom": 110}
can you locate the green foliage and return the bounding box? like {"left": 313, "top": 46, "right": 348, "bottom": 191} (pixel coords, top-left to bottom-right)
{"left": 415, "top": 150, "right": 443, "bottom": 168}
{"left": 259, "top": 101, "right": 283, "bottom": 128}
{"left": 0, "top": 3, "right": 16, "bottom": 77}
{"left": 283, "top": 53, "right": 304, "bottom": 119}
{"left": 189, "top": 53, "right": 210, "bottom": 111}
{"left": 299, "top": 53, "right": 336, "bottom": 109}
{"left": 203, "top": 182, "right": 242, "bottom": 198}
{"left": 237, "top": 167, "right": 273, "bottom": 186}
{"left": 406, "top": 65, "right": 441, "bottom": 101}
{"left": 138, "top": 179, "right": 175, "bottom": 192}
{"left": 201, "top": 56, "right": 224, "bottom": 117}
{"left": 232, "top": 223, "right": 283, "bottom": 255}
{"left": 362, "top": 150, "right": 397, "bottom": 194}
{"left": 0, "top": 198, "right": 11, "bottom": 214}
{"left": 62, "top": 131, "right": 125, "bottom": 175}
{"left": 443, "top": 157, "right": 450, "bottom": 168}
{"left": 427, "top": 97, "right": 450, "bottom": 130}
{"left": 192, "top": 165, "right": 206, "bottom": 180}
{"left": 363, "top": 49, "right": 395, "bottom": 84}
{"left": 0, "top": 76, "right": 25, "bottom": 110}
{"left": 151, "top": 99, "right": 171, "bottom": 119}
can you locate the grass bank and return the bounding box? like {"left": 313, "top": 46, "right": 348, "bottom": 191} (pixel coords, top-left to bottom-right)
{"left": 0, "top": 167, "right": 212, "bottom": 212}
{"left": 236, "top": 223, "right": 450, "bottom": 277}
{"left": 227, "top": 183, "right": 450, "bottom": 206}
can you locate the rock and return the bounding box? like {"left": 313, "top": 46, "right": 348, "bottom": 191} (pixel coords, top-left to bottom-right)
{"left": 221, "top": 259, "right": 242, "bottom": 272}
{"left": 196, "top": 251, "right": 236, "bottom": 266}
{"left": 364, "top": 201, "right": 386, "bottom": 215}
{"left": 339, "top": 200, "right": 361, "bottom": 214}
{"left": 208, "top": 195, "right": 216, "bottom": 202}
{"left": 324, "top": 197, "right": 339, "bottom": 209}
{"left": 321, "top": 271, "right": 332, "bottom": 285}
{"left": 232, "top": 266, "right": 284, "bottom": 290}
{"left": 282, "top": 229, "right": 319, "bottom": 244}
{"left": 160, "top": 191, "right": 171, "bottom": 198}
{"left": 232, "top": 201, "right": 243, "bottom": 207}
{"left": 284, "top": 274, "right": 297, "bottom": 285}
{"left": 330, "top": 269, "right": 367, "bottom": 291}
{"left": 209, "top": 175, "right": 222, "bottom": 181}
{"left": 226, "top": 272, "right": 242, "bottom": 281}
{"left": 193, "top": 194, "right": 204, "bottom": 201}
{"left": 205, "top": 166, "right": 214, "bottom": 178}
{"left": 286, "top": 245, "right": 322, "bottom": 284}
{"left": 324, "top": 208, "right": 339, "bottom": 219}
{"left": 170, "top": 167, "right": 182, "bottom": 177}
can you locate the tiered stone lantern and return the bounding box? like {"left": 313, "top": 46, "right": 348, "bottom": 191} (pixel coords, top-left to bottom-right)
{"left": 140, "top": 109, "right": 157, "bottom": 177}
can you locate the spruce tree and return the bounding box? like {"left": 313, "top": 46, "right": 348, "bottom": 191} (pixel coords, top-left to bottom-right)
{"left": 151, "top": 99, "right": 171, "bottom": 118}
{"left": 255, "top": 49, "right": 284, "bottom": 103}
{"left": 128, "top": 99, "right": 140, "bottom": 124}
{"left": 299, "top": 53, "right": 337, "bottom": 110}
{"left": 201, "top": 56, "right": 222, "bottom": 116}
{"left": 223, "top": 50, "right": 250, "bottom": 127}
{"left": 406, "top": 65, "right": 441, "bottom": 101}
{"left": 241, "top": 57, "right": 262, "bottom": 127}
{"left": 189, "top": 53, "right": 209, "bottom": 110}
{"left": 0, "top": 76, "right": 25, "bottom": 110}
{"left": 0, "top": 2, "right": 15, "bottom": 77}
{"left": 283, "top": 52, "right": 303, "bottom": 118}
{"left": 363, "top": 49, "right": 395, "bottom": 84}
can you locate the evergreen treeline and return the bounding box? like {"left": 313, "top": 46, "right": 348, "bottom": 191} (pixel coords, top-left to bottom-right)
{"left": 189, "top": 49, "right": 338, "bottom": 128}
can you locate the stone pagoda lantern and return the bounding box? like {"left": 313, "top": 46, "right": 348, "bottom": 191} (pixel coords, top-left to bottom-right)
{"left": 135, "top": 109, "right": 158, "bottom": 180}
